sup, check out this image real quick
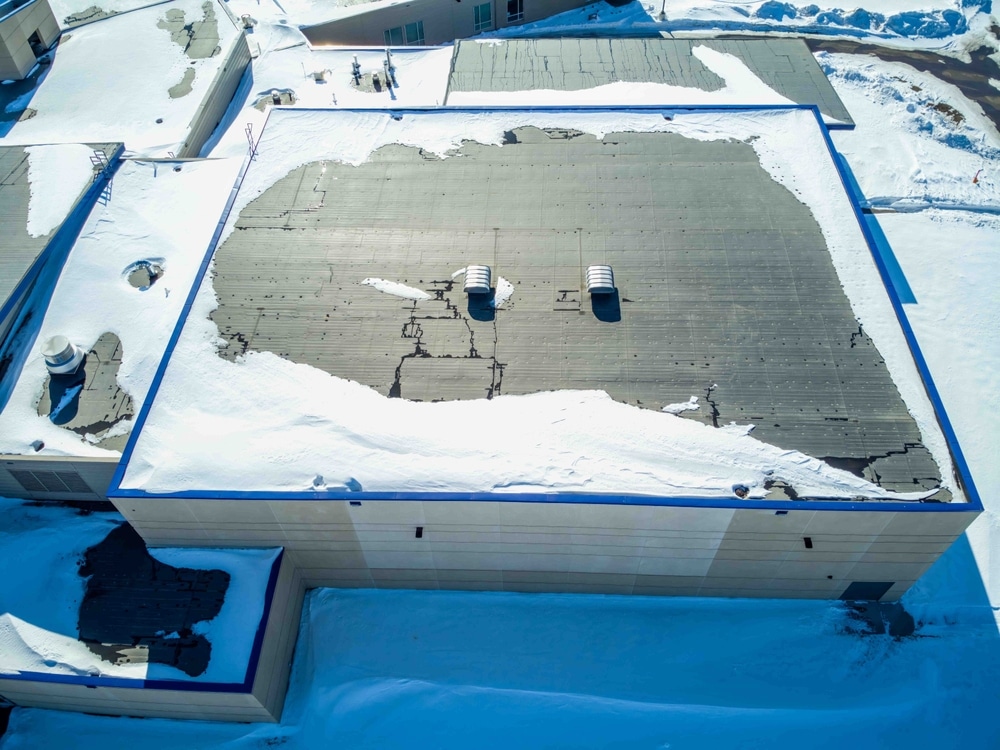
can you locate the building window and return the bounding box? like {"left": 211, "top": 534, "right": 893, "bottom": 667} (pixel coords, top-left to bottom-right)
{"left": 474, "top": 2, "right": 492, "bottom": 32}
{"left": 384, "top": 21, "right": 424, "bottom": 46}
{"left": 383, "top": 26, "right": 404, "bottom": 45}
{"left": 507, "top": 0, "right": 523, "bottom": 22}
{"left": 405, "top": 20, "right": 424, "bottom": 45}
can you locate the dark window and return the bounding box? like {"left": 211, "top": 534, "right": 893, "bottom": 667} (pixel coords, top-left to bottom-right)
{"left": 383, "top": 26, "right": 404, "bottom": 46}
{"left": 474, "top": 2, "right": 492, "bottom": 32}
{"left": 385, "top": 22, "right": 424, "bottom": 46}
{"left": 507, "top": 0, "right": 524, "bottom": 22}
{"left": 405, "top": 20, "right": 424, "bottom": 45}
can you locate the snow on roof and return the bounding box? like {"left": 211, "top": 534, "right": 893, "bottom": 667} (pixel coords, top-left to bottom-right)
{"left": 114, "top": 106, "right": 959, "bottom": 502}
{"left": 2, "top": 0, "right": 240, "bottom": 157}
{"left": 204, "top": 30, "right": 453, "bottom": 157}
{"left": 0, "top": 157, "right": 242, "bottom": 457}
{"left": 0, "top": 143, "right": 109, "bottom": 308}
{"left": 447, "top": 42, "right": 798, "bottom": 109}
{"left": 0, "top": 498, "right": 278, "bottom": 682}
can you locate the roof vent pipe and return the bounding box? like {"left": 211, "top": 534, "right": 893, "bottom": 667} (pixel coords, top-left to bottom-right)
{"left": 464, "top": 265, "right": 492, "bottom": 295}
{"left": 41, "top": 335, "right": 84, "bottom": 375}
{"left": 586, "top": 265, "right": 615, "bottom": 294}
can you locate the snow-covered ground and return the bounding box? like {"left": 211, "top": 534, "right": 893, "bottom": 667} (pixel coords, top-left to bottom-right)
{"left": 0, "top": 499, "right": 279, "bottom": 682}
{"left": 493, "top": 0, "right": 999, "bottom": 58}
{"left": 4, "top": 585, "right": 1000, "bottom": 748}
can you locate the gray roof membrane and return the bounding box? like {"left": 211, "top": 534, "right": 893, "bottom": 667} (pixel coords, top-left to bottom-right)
{"left": 447, "top": 38, "right": 854, "bottom": 125}
{"left": 37, "top": 332, "right": 134, "bottom": 451}
{"left": 210, "top": 125, "right": 942, "bottom": 500}
{"left": 0, "top": 144, "right": 118, "bottom": 309}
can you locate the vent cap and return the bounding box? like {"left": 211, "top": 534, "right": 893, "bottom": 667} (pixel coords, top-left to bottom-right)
{"left": 41, "top": 336, "right": 84, "bottom": 375}
{"left": 464, "top": 265, "right": 492, "bottom": 295}
{"left": 586, "top": 265, "right": 615, "bottom": 294}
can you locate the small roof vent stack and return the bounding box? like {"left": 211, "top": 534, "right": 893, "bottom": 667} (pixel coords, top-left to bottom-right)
{"left": 586, "top": 265, "right": 615, "bottom": 294}
{"left": 41, "top": 335, "right": 84, "bottom": 375}
{"left": 464, "top": 265, "right": 492, "bottom": 295}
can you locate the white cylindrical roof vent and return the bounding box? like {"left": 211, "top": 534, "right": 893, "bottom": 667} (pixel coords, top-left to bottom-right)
{"left": 41, "top": 335, "right": 84, "bottom": 375}
{"left": 464, "top": 265, "right": 492, "bottom": 295}
{"left": 586, "top": 265, "right": 615, "bottom": 294}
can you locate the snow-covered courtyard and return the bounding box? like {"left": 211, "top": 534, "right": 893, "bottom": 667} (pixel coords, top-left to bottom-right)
{"left": 1, "top": 0, "right": 999, "bottom": 745}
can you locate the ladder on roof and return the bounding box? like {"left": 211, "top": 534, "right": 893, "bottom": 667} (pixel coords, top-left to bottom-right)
{"left": 90, "top": 149, "right": 113, "bottom": 205}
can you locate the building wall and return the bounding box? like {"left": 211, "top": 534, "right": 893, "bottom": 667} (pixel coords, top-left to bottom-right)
{"left": 0, "top": 0, "right": 59, "bottom": 80}
{"left": 250, "top": 553, "right": 305, "bottom": 719}
{"left": 0, "top": 554, "right": 303, "bottom": 722}
{"left": 302, "top": 0, "right": 592, "bottom": 47}
{"left": 0, "top": 455, "right": 118, "bottom": 501}
{"left": 178, "top": 29, "right": 252, "bottom": 158}
{"left": 113, "top": 496, "right": 979, "bottom": 601}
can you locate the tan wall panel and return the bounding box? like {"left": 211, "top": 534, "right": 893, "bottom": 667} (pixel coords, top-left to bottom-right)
{"left": 178, "top": 31, "right": 252, "bottom": 158}
{"left": 0, "top": 679, "right": 274, "bottom": 722}
{"left": 268, "top": 499, "right": 354, "bottom": 524}
{"left": 115, "top": 496, "right": 977, "bottom": 601}
{"left": 252, "top": 560, "right": 305, "bottom": 720}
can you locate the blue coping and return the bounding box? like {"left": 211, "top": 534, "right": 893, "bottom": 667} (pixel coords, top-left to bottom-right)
{"left": 834, "top": 153, "right": 916, "bottom": 304}
{"left": 0, "top": 549, "right": 284, "bottom": 695}
{"left": 0, "top": 0, "right": 40, "bottom": 25}
{"left": 106, "top": 104, "right": 981, "bottom": 515}
{"left": 0, "top": 144, "right": 126, "bottom": 412}
{"left": 863, "top": 213, "right": 917, "bottom": 305}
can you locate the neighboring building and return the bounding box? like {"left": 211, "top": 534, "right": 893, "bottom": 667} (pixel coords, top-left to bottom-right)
{"left": 0, "top": 144, "right": 123, "bottom": 503}
{"left": 302, "top": 0, "right": 595, "bottom": 47}
{"left": 0, "top": 0, "right": 59, "bottom": 80}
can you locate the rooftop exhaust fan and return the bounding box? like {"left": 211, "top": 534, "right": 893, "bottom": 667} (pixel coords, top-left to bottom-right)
{"left": 464, "top": 265, "right": 492, "bottom": 295}
{"left": 41, "top": 335, "right": 84, "bottom": 375}
{"left": 586, "top": 265, "right": 615, "bottom": 294}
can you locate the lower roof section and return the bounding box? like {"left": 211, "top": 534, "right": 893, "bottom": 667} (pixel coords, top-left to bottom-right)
{"left": 447, "top": 38, "right": 855, "bottom": 126}
{"left": 0, "top": 143, "right": 119, "bottom": 317}
{"left": 110, "top": 106, "right": 975, "bottom": 511}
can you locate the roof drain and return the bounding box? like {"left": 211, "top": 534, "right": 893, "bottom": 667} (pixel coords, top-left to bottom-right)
{"left": 40, "top": 336, "right": 85, "bottom": 375}
{"left": 586, "top": 265, "right": 615, "bottom": 294}
{"left": 464, "top": 265, "right": 492, "bottom": 295}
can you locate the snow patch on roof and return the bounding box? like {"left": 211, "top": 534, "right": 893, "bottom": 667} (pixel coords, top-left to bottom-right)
{"left": 448, "top": 44, "right": 795, "bottom": 107}
{"left": 24, "top": 144, "right": 95, "bottom": 237}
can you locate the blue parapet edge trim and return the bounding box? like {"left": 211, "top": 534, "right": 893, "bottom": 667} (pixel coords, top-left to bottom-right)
{"left": 0, "top": 548, "right": 284, "bottom": 694}
{"left": 813, "top": 105, "right": 983, "bottom": 513}
{"left": 106, "top": 104, "right": 981, "bottom": 515}
{"left": 0, "top": 143, "right": 126, "bottom": 412}
{"left": 862, "top": 212, "right": 917, "bottom": 304}
{"left": 833, "top": 153, "right": 916, "bottom": 304}
{"left": 108, "top": 107, "right": 275, "bottom": 497}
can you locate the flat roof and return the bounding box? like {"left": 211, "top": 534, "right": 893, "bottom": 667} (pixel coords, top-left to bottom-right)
{"left": 446, "top": 38, "right": 854, "bottom": 125}
{"left": 112, "top": 107, "right": 963, "bottom": 506}
{"left": 0, "top": 144, "right": 117, "bottom": 312}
